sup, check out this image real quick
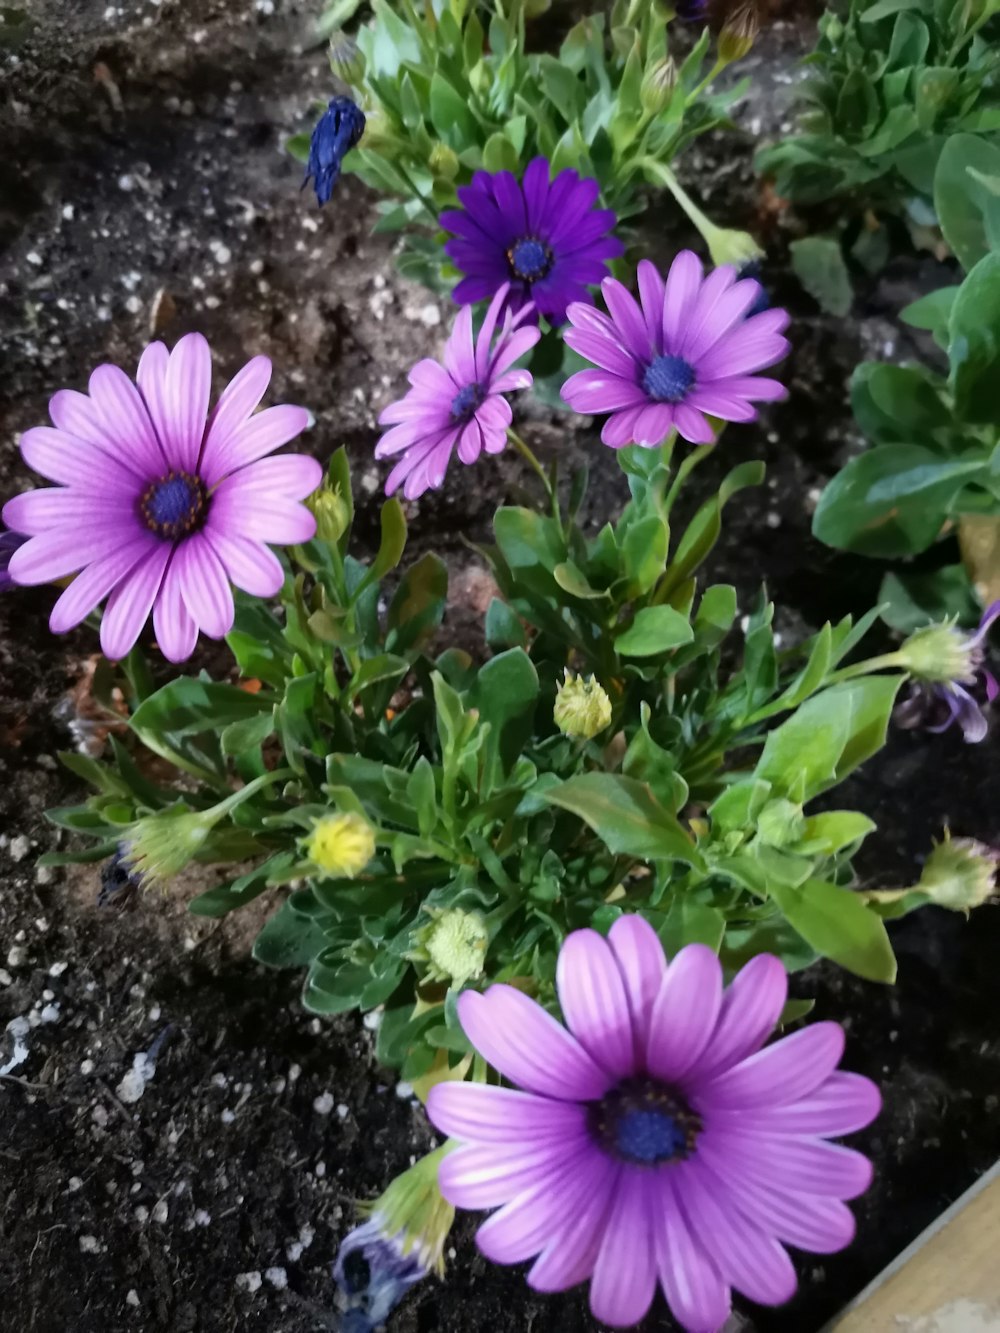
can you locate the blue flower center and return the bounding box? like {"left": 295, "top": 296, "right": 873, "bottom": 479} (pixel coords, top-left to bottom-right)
{"left": 450, "top": 382, "right": 485, "bottom": 421}
{"left": 589, "top": 1078, "right": 700, "bottom": 1168}
{"left": 140, "top": 471, "right": 207, "bottom": 541}
{"left": 507, "top": 236, "right": 553, "bottom": 283}
{"left": 642, "top": 354, "right": 696, "bottom": 403}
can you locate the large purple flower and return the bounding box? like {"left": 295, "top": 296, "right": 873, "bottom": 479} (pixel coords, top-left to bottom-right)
{"left": 896, "top": 601, "right": 1000, "bottom": 743}
{"left": 375, "top": 283, "right": 540, "bottom": 500}
{"left": 2, "top": 335, "right": 320, "bottom": 663}
{"left": 441, "top": 157, "right": 623, "bottom": 326}
{"left": 428, "top": 918, "right": 879, "bottom": 1332}
{"left": 561, "top": 252, "right": 790, "bottom": 448}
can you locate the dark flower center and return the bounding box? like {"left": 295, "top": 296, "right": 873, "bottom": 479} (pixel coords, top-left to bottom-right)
{"left": 589, "top": 1077, "right": 701, "bottom": 1167}
{"left": 642, "top": 354, "right": 696, "bottom": 403}
{"left": 140, "top": 471, "right": 207, "bottom": 541}
{"left": 507, "top": 236, "right": 553, "bottom": 283}
{"left": 450, "top": 382, "right": 485, "bottom": 421}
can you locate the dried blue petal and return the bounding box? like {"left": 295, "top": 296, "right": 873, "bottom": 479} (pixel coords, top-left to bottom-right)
{"left": 333, "top": 1218, "right": 427, "bottom": 1326}
{"left": 304, "top": 96, "right": 366, "bottom": 206}
{"left": 98, "top": 846, "right": 143, "bottom": 909}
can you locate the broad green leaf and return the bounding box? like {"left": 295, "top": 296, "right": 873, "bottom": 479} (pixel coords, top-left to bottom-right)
{"left": 658, "top": 900, "right": 725, "bottom": 957}
{"left": 949, "top": 252, "right": 1000, "bottom": 423}
{"left": 484, "top": 598, "right": 526, "bottom": 649}
{"left": 799, "top": 811, "right": 876, "bottom": 856}
{"left": 623, "top": 704, "right": 688, "bottom": 813}
{"left": 790, "top": 236, "right": 852, "bottom": 317}
{"left": 554, "top": 561, "right": 607, "bottom": 600}
{"left": 131, "top": 678, "right": 271, "bottom": 739}
{"left": 472, "top": 649, "right": 539, "bottom": 787}
{"left": 661, "top": 461, "right": 764, "bottom": 595}
{"left": 386, "top": 552, "right": 447, "bottom": 653}
{"left": 768, "top": 878, "right": 897, "bottom": 983}
{"left": 934, "top": 134, "right": 1000, "bottom": 273}
{"left": 544, "top": 774, "right": 705, "bottom": 868}
{"left": 253, "top": 898, "right": 328, "bottom": 969}
{"left": 615, "top": 605, "right": 693, "bottom": 657}
{"left": 221, "top": 710, "right": 275, "bottom": 757}
{"left": 879, "top": 564, "right": 982, "bottom": 633}
{"left": 900, "top": 286, "right": 959, "bottom": 348}
{"left": 851, "top": 363, "right": 950, "bottom": 444}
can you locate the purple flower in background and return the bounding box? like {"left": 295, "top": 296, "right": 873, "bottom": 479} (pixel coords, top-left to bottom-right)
{"left": 0, "top": 529, "right": 27, "bottom": 592}
{"left": 441, "top": 157, "right": 623, "bottom": 326}
{"left": 304, "top": 96, "right": 365, "bottom": 206}
{"left": 561, "top": 252, "right": 790, "bottom": 448}
{"left": 2, "top": 335, "right": 320, "bottom": 663}
{"left": 429, "top": 918, "right": 879, "bottom": 1332}
{"left": 334, "top": 1219, "right": 427, "bottom": 1328}
{"left": 896, "top": 601, "right": 1000, "bottom": 743}
{"left": 375, "top": 283, "right": 540, "bottom": 500}
{"left": 674, "top": 0, "right": 709, "bottom": 17}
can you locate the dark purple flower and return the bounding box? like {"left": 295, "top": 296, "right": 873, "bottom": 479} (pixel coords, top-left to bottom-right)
{"left": 561, "top": 252, "right": 789, "bottom": 448}
{"left": 737, "top": 259, "right": 771, "bottom": 317}
{"left": 440, "top": 157, "right": 623, "bottom": 326}
{"left": 304, "top": 96, "right": 365, "bottom": 206}
{"left": 896, "top": 601, "right": 1000, "bottom": 743}
{"left": 375, "top": 283, "right": 540, "bottom": 499}
{"left": 428, "top": 918, "right": 879, "bottom": 1332}
{"left": 675, "top": 0, "right": 709, "bottom": 17}
{"left": 0, "top": 529, "right": 27, "bottom": 591}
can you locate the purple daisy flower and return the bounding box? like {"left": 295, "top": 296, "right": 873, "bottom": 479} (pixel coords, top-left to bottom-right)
{"left": 428, "top": 918, "right": 879, "bottom": 1333}
{"left": 896, "top": 601, "right": 1000, "bottom": 743}
{"left": 375, "top": 283, "right": 540, "bottom": 500}
{"left": 561, "top": 252, "right": 790, "bottom": 448}
{"left": 2, "top": 334, "right": 320, "bottom": 663}
{"left": 0, "top": 529, "right": 27, "bottom": 592}
{"left": 440, "top": 157, "right": 624, "bottom": 326}
{"left": 675, "top": 0, "right": 709, "bottom": 17}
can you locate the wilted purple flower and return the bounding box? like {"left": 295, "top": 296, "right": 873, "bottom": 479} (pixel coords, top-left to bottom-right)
{"left": 375, "top": 283, "right": 540, "bottom": 499}
{"left": 441, "top": 157, "right": 623, "bottom": 326}
{"left": 304, "top": 96, "right": 365, "bottom": 206}
{"left": 334, "top": 1219, "right": 427, "bottom": 1327}
{"left": 429, "top": 918, "right": 879, "bottom": 1332}
{"left": 561, "top": 252, "right": 790, "bottom": 448}
{"left": 0, "top": 529, "right": 26, "bottom": 592}
{"left": 98, "top": 846, "right": 143, "bottom": 910}
{"left": 896, "top": 601, "right": 1000, "bottom": 743}
{"left": 2, "top": 335, "right": 320, "bottom": 663}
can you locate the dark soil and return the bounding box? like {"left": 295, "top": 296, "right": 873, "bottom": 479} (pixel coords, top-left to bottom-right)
{"left": 1, "top": 3, "right": 998, "bottom": 1332}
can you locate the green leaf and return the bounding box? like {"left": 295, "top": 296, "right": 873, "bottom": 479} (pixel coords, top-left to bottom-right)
{"left": 813, "top": 444, "right": 982, "bottom": 557}
{"left": 189, "top": 858, "right": 289, "bottom": 918}
{"left": 131, "top": 678, "right": 271, "bottom": 739}
{"left": 900, "top": 286, "right": 959, "bottom": 347}
{"left": 934, "top": 133, "right": 1000, "bottom": 273}
{"left": 799, "top": 811, "right": 876, "bottom": 856}
{"left": 429, "top": 71, "right": 479, "bottom": 149}
{"left": 554, "top": 561, "right": 607, "bottom": 600}
{"left": 544, "top": 774, "right": 705, "bottom": 868}
{"left": 494, "top": 507, "right": 564, "bottom": 592}
{"left": 623, "top": 704, "right": 688, "bottom": 813}
{"left": 221, "top": 710, "right": 275, "bottom": 758}
{"left": 878, "top": 564, "right": 981, "bottom": 633}
{"left": 359, "top": 498, "right": 407, "bottom": 591}
{"left": 615, "top": 605, "right": 693, "bottom": 657}
{"left": 253, "top": 898, "right": 328, "bottom": 969}
{"left": 659, "top": 900, "right": 726, "bottom": 957}
{"left": 482, "top": 132, "right": 519, "bottom": 174}
{"left": 472, "top": 649, "right": 539, "bottom": 787}
{"left": 386, "top": 552, "right": 447, "bottom": 653}
{"left": 484, "top": 598, "right": 526, "bottom": 649}
{"left": 768, "top": 878, "right": 897, "bottom": 983}
{"left": 851, "top": 363, "right": 950, "bottom": 444}
{"left": 661, "top": 461, "right": 764, "bottom": 596}
{"left": 948, "top": 252, "right": 1000, "bottom": 424}
{"left": 622, "top": 515, "right": 670, "bottom": 595}
{"left": 790, "top": 237, "right": 852, "bottom": 317}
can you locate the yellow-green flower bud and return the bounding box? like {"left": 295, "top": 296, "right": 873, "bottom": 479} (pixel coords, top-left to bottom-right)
{"left": 640, "top": 57, "right": 678, "bottom": 115}
{"left": 553, "top": 670, "right": 613, "bottom": 739}
{"left": 328, "top": 33, "right": 365, "bottom": 86}
{"left": 306, "top": 812, "right": 376, "bottom": 878}
{"left": 718, "top": 0, "right": 759, "bottom": 65}
{"left": 122, "top": 808, "right": 213, "bottom": 890}
{"left": 916, "top": 833, "right": 998, "bottom": 913}
{"left": 429, "top": 142, "right": 459, "bottom": 182}
{"left": 897, "top": 620, "right": 977, "bottom": 685}
{"left": 306, "top": 480, "right": 350, "bottom": 546}
{"left": 415, "top": 907, "right": 489, "bottom": 988}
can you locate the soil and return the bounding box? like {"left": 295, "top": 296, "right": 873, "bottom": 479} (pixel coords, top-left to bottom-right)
{"left": 1, "top": 3, "right": 999, "bottom": 1332}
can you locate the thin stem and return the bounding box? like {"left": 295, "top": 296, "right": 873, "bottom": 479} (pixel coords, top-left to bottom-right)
{"left": 641, "top": 158, "right": 717, "bottom": 241}
{"left": 686, "top": 57, "right": 726, "bottom": 105}
{"left": 664, "top": 443, "right": 714, "bottom": 515}
{"left": 822, "top": 653, "right": 909, "bottom": 688}
{"left": 507, "top": 428, "right": 554, "bottom": 501}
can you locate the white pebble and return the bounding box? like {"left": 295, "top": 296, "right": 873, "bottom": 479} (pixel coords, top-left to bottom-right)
{"left": 264, "top": 1267, "right": 288, "bottom": 1290}
{"left": 134, "top": 1206, "right": 149, "bottom": 1223}
{"left": 313, "top": 1092, "right": 334, "bottom": 1115}
{"left": 116, "top": 1069, "right": 147, "bottom": 1104}
{"left": 125, "top": 1291, "right": 140, "bottom": 1308}
{"left": 80, "top": 1059, "right": 95, "bottom": 1076}
{"left": 117, "top": 175, "right": 134, "bottom": 192}
{"left": 79, "top": 1235, "right": 100, "bottom": 1253}
{"left": 221, "top": 1109, "right": 236, "bottom": 1125}
{"left": 395, "top": 1081, "right": 414, "bottom": 1100}
{"left": 194, "top": 1209, "right": 211, "bottom": 1227}
{"left": 48, "top": 962, "right": 69, "bottom": 978}
{"left": 151, "top": 1200, "right": 168, "bottom": 1224}
{"left": 40, "top": 1004, "right": 60, "bottom": 1024}
{"left": 209, "top": 240, "right": 232, "bottom": 265}
{"left": 336, "top": 1103, "right": 350, "bottom": 1120}
{"left": 9, "top": 835, "right": 30, "bottom": 862}
{"left": 285, "top": 1241, "right": 303, "bottom": 1262}
{"left": 235, "top": 1271, "right": 263, "bottom": 1294}
{"left": 3, "top": 946, "right": 22, "bottom": 968}
{"left": 68, "top": 1176, "right": 83, "bottom": 1193}
{"left": 62, "top": 204, "right": 75, "bottom": 220}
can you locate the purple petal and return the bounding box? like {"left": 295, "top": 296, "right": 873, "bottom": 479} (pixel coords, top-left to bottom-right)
{"left": 19, "top": 427, "right": 141, "bottom": 492}
{"left": 46, "top": 536, "right": 157, "bottom": 632}
{"left": 439, "top": 1139, "right": 579, "bottom": 1211}
{"left": 427, "top": 1082, "right": 588, "bottom": 1146}
{"left": 699, "top": 1155, "right": 856, "bottom": 1253}
{"left": 87, "top": 364, "right": 168, "bottom": 477}
{"left": 210, "top": 454, "right": 322, "bottom": 502}
{"left": 566, "top": 302, "right": 620, "bottom": 340}
{"left": 637, "top": 260, "right": 666, "bottom": 351}
{"left": 653, "top": 1175, "right": 732, "bottom": 1333}
{"left": 474, "top": 285, "right": 509, "bottom": 380}
{"left": 588, "top": 1172, "right": 657, "bottom": 1327}
{"left": 158, "top": 332, "right": 212, "bottom": 472}
{"left": 203, "top": 530, "right": 285, "bottom": 598}
{"left": 207, "top": 485, "right": 318, "bottom": 545}
{"left": 99, "top": 545, "right": 171, "bottom": 661}
{"left": 444, "top": 305, "right": 477, "bottom": 385}
{"left": 662, "top": 251, "right": 704, "bottom": 353}
{"left": 563, "top": 328, "right": 638, "bottom": 378}
{"left": 684, "top": 274, "right": 764, "bottom": 365}
{"left": 48, "top": 387, "right": 116, "bottom": 449}
{"left": 699, "top": 372, "right": 787, "bottom": 401}
{"left": 686, "top": 390, "right": 757, "bottom": 423}
{"left": 136, "top": 341, "right": 171, "bottom": 457}
{"left": 456, "top": 419, "right": 484, "bottom": 465}
{"left": 972, "top": 599, "right": 1000, "bottom": 644}
{"left": 706, "top": 1072, "right": 881, "bottom": 1138}
{"left": 679, "top": 1160, "right": 798, "bottom": 1306}
{"left": 561, "top": 369, "right": 648, "bottom": 413}
{"left": 696, "top": 1023, "right": 846, "bottom": 1111}
{"left": 383, "top": 432, "right": 456, "bottom": 499}
{"left": 646, "top": 944, "right": 723, "bottom": 1084}
{"left": 631, "top": 403, "right": 676, "bottom": 447}
{"left": 687, "top": 953, "right": 787, "bottom": 1085}
{"left": 475, "top": 1142, "right": 602, "bottom": 1265}
{"left": 699, "top": 1127, "right": 873, "bottom": 1199}
{"left": 527, "top": 1156, "right": 619, "bottom": 1292}
{"left": 601, "top": 406, "right": 649, "bottom": 448}
{"left": 200, "top": 405, "right": 312, "bottom": 486}
{"left": 8, "top": 527, "right": 140, "bottom": 586}
{"left": 522, "top": 157, "right": 551, "bottom": 232}
{"left": 456, "top": 986, "right": 611, "bottom": 1100}
{"left": 673, "top": 403, "right": 716, "bottom": 444}
{"left": 152, "top": 555, "right": 198, "bottom": 663}
{"left": 607, "top": 915, "right": 666, "bottom": 1059}
{"left": 2, "top": 487, "right": 133, "bottom": 537}
{"left": 489, "top": 325, "right": 540, "bottom": 379}
{"left": 600, "top": 278, "right": 650, "bottom": 361}
{"left": 556, "top": 929, "right": 637, "bottom": 1080}
{"left": 174, "top": 532, "right": 234, "bottom": 638}
{"left": 199, "top": 355, "right": 272, "bottom": 473}
{"left": 452, "top": 274, "right": 505, "bottom": 306}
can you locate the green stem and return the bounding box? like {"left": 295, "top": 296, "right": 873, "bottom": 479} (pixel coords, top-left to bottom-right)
{"left": 641, "top": 158, "right": 717, "bottom": 240}
{"left": 663, "top": 442, "right": 715, "bottom": 515}
{"left": 822, "top": 653, "right": 908, "bottom": 687}
{"left": 508, "top": 428, "right": 556, "bottom": 507}
{"left": 209, "top": 766, "right": 296, "bottom": 819}
{"left": 686, "top": 57, "right": 726, "bottom": 105}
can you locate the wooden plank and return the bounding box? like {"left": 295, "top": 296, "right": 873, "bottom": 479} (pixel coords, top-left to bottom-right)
{"left": 828, "top": 1161, "right": 1000, "bottom": 1332}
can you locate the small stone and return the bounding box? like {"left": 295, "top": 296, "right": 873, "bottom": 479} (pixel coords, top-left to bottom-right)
{"left": 151, "top": 1200, "right": 168, "bottom": 1224}
{"left": 48, "top": 962, "right": 69, "bottom": 978}
{"left": 25, "top": 252, "right": 42, "bottom": 268}
{"left": 79, "top": 1235, "right": 100, "bottom": 1253}
{"left": 312, "top": 1092, "right": 334, "bottom": 1116}
{"left": 194, "top": 1209, "right": 211, "bottom": 1227}
{"left": 395, "top": 1081, "right": 414, "bottom": 1100}
{"left": 80, "top": 1059, "right": 95, "bottom": 1076}
{"left": 134, "top": 1206, "right": 149, "bottom": 1223}
{"left": 40, "top": 1004, "right": 60, "bottom": 1024}
{"left": 221, "top": 1109, "right": 236, "bottom": 1125}
{"left": 62, "top": 204, "right": 75, "bottom": 220}
{"left": 68, "top": 1177, "right": 83, "bottom": 1193}
{"left": 314, "top": 1161, "right": 326, "bottom": 1179}
{"left": 209, "top": 240, "right": 232, "bottom": 265}
{"left": 0, "top": 970, "right": 12, "bottom": 987}
{"left": 92, "top": 1105, "right": 109, "bottom": 1128}
{"left": 336, "top": 1103, "right": 350, "bottom": 1120}
{"left": 9, "top": 835, "right": 30, "bottom": 862}
{"left": 125, "top": 1291, "right": 140, "bottom": 1308}
{"left": 116, "top": 1069, "right": 147, "bottom": 1104}
{"left": 264, "top": 1267, "right": 288, "bottom": 1290}
{"left": 235, "top": 1271, "right": 263, "bottom": 1294}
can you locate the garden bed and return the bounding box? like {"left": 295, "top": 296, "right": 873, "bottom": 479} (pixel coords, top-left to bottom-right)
{"left": 1, "top": 2, "right": 998, "bottom": 1331}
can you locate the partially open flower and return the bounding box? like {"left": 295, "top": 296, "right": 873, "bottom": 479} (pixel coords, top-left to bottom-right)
{"left": 554, "top": 670, "right": 613, "bottom": 739}
{"left": 411, "top": 907, "right": 489, "bottom": 989}
{"left": 896, "top": 602, "right": 1000, "bottom": 743}
{"left": 306, "top": 811, "right": 376, "bottom": 879}
{"left": 915, "top": 833, "right": 998, "bottom": 914}
{"left": 121, "top": 807, "right": 216, "bottom": 890}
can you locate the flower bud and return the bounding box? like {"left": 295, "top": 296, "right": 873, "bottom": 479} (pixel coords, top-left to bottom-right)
{"left": 306, "top": 479, "right": 350, "bottom": 545}
{"left": 413, "top": 907, "right": 489, "bottom": 989}
{"left": 897, "top": 620, "right": 977, "bottom": 685}
{"left": 329, "top": 32, "right": 366, "bottom": 86}
{"left": 554, "top": 670, "right": 612, "bottom": 739}
{"left": 640, "top": 58, "right": 677, "bottom": 115}
{"left": 121, "top": 807, "right": 214, "bottom": 890}
{"left": 915, "top": 833, "right": 998, "bottom": 913}
{"left": 306, "top": 811, "right": 376, "bottom": 878}
{"left": 429, "top": 141, "right": 460, "bottom": 182}
{"left": 718, "top": 0, "right": 759, "bottom": 64}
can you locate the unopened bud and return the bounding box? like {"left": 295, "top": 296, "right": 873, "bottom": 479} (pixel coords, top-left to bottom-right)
{"left": 916, "top": 833, "right": 998, "bottom": 914}
{"left": 897, "top": 620, "right": 978, "bottom": 686}
{"left": 554, "top": 670, "right": 612, "bottom": 739}
{"left": 305, "top": 812, "right": 376, "bottom": 879}
{"left": 329, "top": 33, "right": 365, "bottom": 86}
{"left": 429, "top": 141, "right": 459, "bottom": 182}
{"left": 412, "top": 907, "right": 489, "bottom": 989}
{"left": 307, "top": 480, "right": 350, "bottom": 546}
{"left": 640, "top": 58, "right": 678, "bottom": 115}
{"left": 718, "top": 0, "right": 759, "bottom": 64}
